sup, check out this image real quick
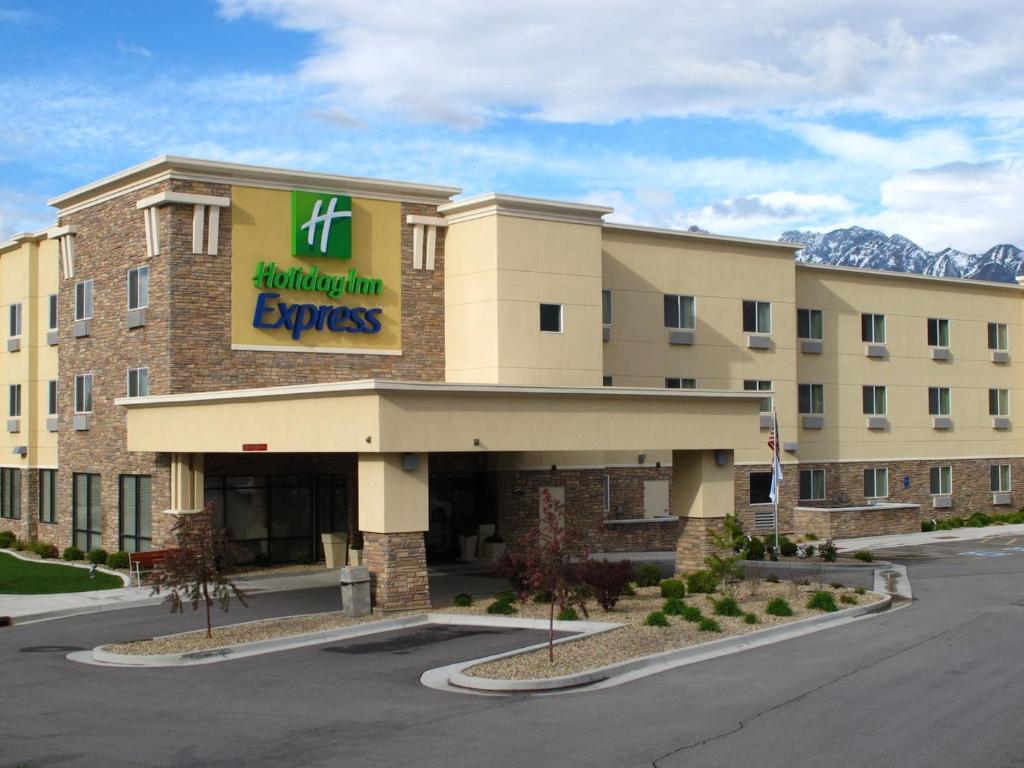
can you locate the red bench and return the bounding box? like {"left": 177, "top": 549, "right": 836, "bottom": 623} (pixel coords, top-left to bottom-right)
{"left": 128, "top": 549, "right": 174, "bottom": 588}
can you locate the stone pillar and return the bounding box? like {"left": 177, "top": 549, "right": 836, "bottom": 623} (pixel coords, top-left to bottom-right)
{"left": 672, "top": 449, "right": 734, "bottom": 573}
{"left": 21, "top": 468, "right": 39, "bottom": 543}
{"left": 358, "top": 452, "right": 430, "bottom": 611}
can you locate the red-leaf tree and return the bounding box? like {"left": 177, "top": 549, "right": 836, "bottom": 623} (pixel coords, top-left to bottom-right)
{"left": 149, "top": 504, "right": 248, "bottom": 638}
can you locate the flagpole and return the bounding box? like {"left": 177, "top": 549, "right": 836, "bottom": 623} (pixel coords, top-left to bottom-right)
{"left": 772, "top": 409, "right": 780, "bottom": 560}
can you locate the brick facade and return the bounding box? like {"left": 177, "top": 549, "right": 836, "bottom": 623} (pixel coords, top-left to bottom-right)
{"left": 364, "top": 531, "right": 429, "bottom": 611}
{"left": 792, "top": 504, "right": 921, "bottom": 540}
{"left": 675, "top": 516, "right": 725, "bottom": 573}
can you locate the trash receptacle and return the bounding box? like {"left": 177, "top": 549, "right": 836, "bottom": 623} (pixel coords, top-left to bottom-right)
{"left": 339, "top": 565, "right": 372, "bottom": 618}
{"left": 321, "top": 532, "right": 348, "bottom": 569}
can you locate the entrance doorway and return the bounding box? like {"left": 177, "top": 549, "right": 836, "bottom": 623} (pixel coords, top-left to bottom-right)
{"left": 426, "top": 471, "right": 491, "bottom": 562}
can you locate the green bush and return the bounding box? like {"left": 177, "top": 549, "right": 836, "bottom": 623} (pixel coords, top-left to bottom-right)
{"left": 557, "top": 606, "right": 580, "bottom": 621}
{"left": 743, "top": 612, "right": 758, "bottom": 624}
{"left": 680, "top": 604, "right": 703, "bottom": 622}
{"left": 532, "top": 590, "right": 553, "bottom": 603}
{"left": 12, "top": 538, "right": 27, "bottom": 551}
{"left": 486, "top": 600, "right": 516, "bottom": 615}
{"left": 818, "top": 540, "right": 838, "bottom": 562}
{"left": 803, "top": 532, "right": 819, "bottom": 541}
{"left": 764, "top": 573, "right": 780, "bottom": 584}
{"left": 967, "top": 512, "right": 991, "bottom": 528}
{"left": 743, "top": 537, "right": 765, "bottom": 561}
{"left": 87, "top": 548, "right": 109, "bottom": 566}
{"left": 32, "top": 541, "right": 59, "bottom": 559}
{"left": 803, "top": 544, "right": 816, "bottom": 557}
{"left": 105, "top": 551, "right": 130, "bottom": 569}
{"left": 635, "top": 564, "right": 662, "bottom": 588}
{"left": 713, "top": 596, "right": 742, "bottom": 617}
{"left": 830, "top": 581, "right": 844, "bottom": 590}
{"left": 779, "top": 539, "right": 798, "bottom": 557}
{"left": 766, "top": 597, "right": 793, "bottom": 617}
{"left": 840, "top": 593, "right": 858, "bottom": 605}
{"left": 493, "top": 591, "right": 516, "bottom": 604}
{"left": 698, "top": 617, "right": 721, "bottom": 632}
{"left": 453, "top": 593, "right": 473, "bottom": 607}
{"left": 62, "top": 545, "right": 84, "bottom": 561}
{"left": 853, "top": 550, "right": 874, "bottom": 563}
{"left": 660, "top": 578, "right": 686, "bottom": 599}
{"left": 621, "top": 582, "right": 636, "bottom": 597}
{"left": 686, "top": 570, "right": 717, "bottom": 594}
{"left": 921, "top": 520, "right": 936, "bottom": 532}
{"left": 854, "top": 586, "right": 866, "bottom": 595}
{"left": 0, "top": 530, "right": 15, "bottom": 548}
{"left": 807, "top": 590, "right": 838, "bottom": 612}
{"left": 644, "top": 610, "right": 670, "bottom": 627}
{"left": 663, "top": 597, "right": 686, "bottom": 616}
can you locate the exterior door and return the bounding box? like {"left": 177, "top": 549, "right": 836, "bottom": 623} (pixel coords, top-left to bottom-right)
{"left": 643, "top": 479, "right": 670, "bottom": 518}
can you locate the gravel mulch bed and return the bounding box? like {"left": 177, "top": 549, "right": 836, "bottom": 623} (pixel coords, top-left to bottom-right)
{"left": 461, "top": 582, "right": 884, "bottom": 680}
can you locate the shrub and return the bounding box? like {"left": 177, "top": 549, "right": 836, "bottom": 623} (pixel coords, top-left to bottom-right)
{"left": 714, "top": 596, "right": 742, "bottom": 617}
{"left": 660, "top": 578, "right": 686, "bottom": 599}
{"left": 62, "top": 546, "right": 83, "bottom": 561}
{"left": 680, "top": 604, "right": 703, "bottom": 622}
{"left": 854, "top": 586, "right": 866, "bottom": 595}
{"left": 967, "top": 512, "right": 991, "bottom": 528}
{"left": 493, "top": 590, "right": 516, "bottom": 604}
{"left": 105, "top": 551, "right": 130, "bottom": 569}
{"left": 854, "top": 550, "right": 874, "bottom": 563}
{"left": 663, "top": 597, "right": 686, "bottom": 616}
{"left": 486, "top": 600, "right": 516, "bottom": 615}
{"left": 698, "top": 617, "right": 721, "bottom": 632}
{"left": 557, "top": 606, "right": 580, "bottom": 621}
{"left": 296, "top": 552, "right": 314, "bottom": 566}
{"left": 764, "top": 573, "right": 780, "bottom": 584}
{"left": 13, "top": 538, "right": 27, "bottom": 551}
{"left": 830, "top": 581, "right": 844, "bottom": 590}
{"left": 635, "top": 564, "right": 662, "bottom": 588}
{"left": 621, "top": 582, "right": 636, "bottom": 597}
{"left": 804, "top": 532, "right": 819, "bottom": 541}
{"left": 532, "top": 590, "right": 553, "bottom": 603}
{"left": 779, "top": 539, "right": 798, "bottom": 557}
{"left": 253, "top": 552, "right": 272, "bottom": 567}
{"left": 766, "top": 597, "right": 793, "bottom": 617}
{"left": 803, "top": 544, "right": 816, "bottom": 557}
{"left": 87, "top": 548, "right": 109, "bottom": 566}
{"left": 807, "top": 590, "right": 838, "bottom": 612}
{"left": 921, "top": 520, "right": 936, "bottom": 532}
{"left": 743, "top": 537, "right": 765, "bottom": 561}
{"left": 494, "top": 551, "right": 539, "bottom": 603}
{"left": 818, "top": 540, "right": 838, "bottom": 562}
{"left": 578, "top": 559, "right": 634, "bottom": 611}
{"left": 686, "top": 570, "right": 718, "bottom": 594}
{"left": 644, "top": 610, "right": 670, "bottom": 627}
{"left": 743, "top": 612, "right": 758, "bottom": 624}
{"left": 840, "top": 593, "right": 858, "bottom": 605}
{"left": 0, "top": 530, "right": 15, "bottom": 548}
{"left": 453, "top": 593, "right": 473, "bottom": 607}
{"left": 31, "top": 541, "right": 59, "bottom": 559}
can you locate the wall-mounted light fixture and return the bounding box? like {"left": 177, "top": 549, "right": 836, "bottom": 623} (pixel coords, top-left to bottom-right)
{"left": 401, "top": 453, "right": 418, "bottom": 471}
{"left": 638, "top": 453, "right": 647, "bottom": 464}
{"left": 550, "top": 464, "right": 557, "bottom": 472}
{"left": 473, "top": 438, "right": 481, "bottom": 446}
{"left": 714, "top": 449, "right": 730, "bottom": 466}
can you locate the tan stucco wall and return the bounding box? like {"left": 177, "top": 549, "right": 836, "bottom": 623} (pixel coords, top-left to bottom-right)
{"left": 357, "top": 452, "right": 429, "bottom": 533}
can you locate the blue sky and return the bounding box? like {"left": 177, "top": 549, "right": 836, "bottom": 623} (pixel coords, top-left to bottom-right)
{"left": 1, "top": 0, "right": 1022, "bottom": 253}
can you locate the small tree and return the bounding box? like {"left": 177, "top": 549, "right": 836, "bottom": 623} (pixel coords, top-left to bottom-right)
{"left": 150, "top": 505, "right": 248, "bottom": 638}
{"left": 704, "top": 514, "right": 745, "bottom": 597}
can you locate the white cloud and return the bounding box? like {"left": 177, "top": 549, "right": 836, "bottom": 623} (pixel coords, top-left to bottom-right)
{"left": 116, "top": 42, "right": 154, "bottom": 59}
{"left": 672, "top": 191, "right": 855, "bottom": 239}
{"left": 786, "top": 124, "right": 976, "bottom": 171}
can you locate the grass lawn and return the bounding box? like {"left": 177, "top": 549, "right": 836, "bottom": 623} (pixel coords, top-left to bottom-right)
{"left": 0, "top": 551, "right": 123, "bottom": 594}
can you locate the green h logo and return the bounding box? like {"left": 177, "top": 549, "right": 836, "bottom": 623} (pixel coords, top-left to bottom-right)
{"left": 292, "top": 191, "right": 352, "bottom": 259}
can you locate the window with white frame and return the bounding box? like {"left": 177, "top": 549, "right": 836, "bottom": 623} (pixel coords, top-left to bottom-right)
{"left": 664, "top": 294, "right": 695, "bottom": 330}
{"left": 796, "top": 308, "right": 823, "bottom": 340}
{"left": 929, "top": 465, "right": 952, "bottom": 496}
{"left": 74, "top": 280, "right": 93, "bottom": 321}
{"left": 47, "top": 380, "right": 57, "bottom": 416}
{"left": 742, "top": 300, "right": 771, "bottom": 334}
{"left": 8, "top": 384, "right": 20, "bottom": 418}
{"left": 8, "top": 303, "right": 21, "bottom": 338}
{"left": 798, "top": 383, "right": 824, "bottom": 415}
{"left": 927, "top": 317, "right": 950, "bottom": 348}
{"left": 539, "top": 303, "right": 562, "bottom": 333}
{"left": 861, "top": 313, "right": 886, "bottom": 343}
{"left": 799, "top": 469, "right": 825, "bottom": 500}
{"left": 864, "top": 467, "right": 888, "bottom": 498}
{"left": 743, "top": 380, "right": 773, "bottom": 413}
{"left": 74, "top": 374, "right": 93, "bottom": 413}
{"left": 48, "top": 294, "right": 57, "bottom": 331}
{"left": 601, "top": 289, "right": 612, "bottom": 326}
{"left": 665, "top": 378, "right": 696, "bottom": 389}
{"left": 862, "top": 385, "right": 887, "bottom": 415}
{"left": 127, "top": 266, "right": 149, "bottom": 311}
{"left": 989, "top": 388, "right": 1010, "bottom": 416}
{"left": 991, "top": 464, "right": 1011, "bottom": 493}
{"left": 928, "top": 387, "right": 951, "bottom": 416}
{"left": 988, "top": 322, "right": 1008, "bottom": 351}
{"left": 127, "top": 367, "right": 149, "bottom": 398}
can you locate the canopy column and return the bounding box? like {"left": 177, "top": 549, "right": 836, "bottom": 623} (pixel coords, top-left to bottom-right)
{"left": 672, "top": 449, "right": 734, "bottom": 573}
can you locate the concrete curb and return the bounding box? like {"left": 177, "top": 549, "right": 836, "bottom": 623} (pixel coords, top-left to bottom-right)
{"left": 441, "top": 594, "right": 893, "bottom": 694}
{"left": 0, "top": 548, "right": 130, "bottom": 585}
{"left": 12, "top": 595, "right": 164, "bottom": 625}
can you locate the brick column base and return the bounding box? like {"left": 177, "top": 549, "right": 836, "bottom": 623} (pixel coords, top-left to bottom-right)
{"left": 675, "top": 516, "right": 725, "bottom": 574}
{"left": 364, "top": 531, "right": 430, "bottom": 611}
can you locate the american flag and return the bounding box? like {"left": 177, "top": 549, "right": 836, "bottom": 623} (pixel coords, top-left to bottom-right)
{"left": 769, "top": 411, "right": 783, "bottom": 504}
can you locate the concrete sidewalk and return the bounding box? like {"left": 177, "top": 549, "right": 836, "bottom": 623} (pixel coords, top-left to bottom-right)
{"left": 835, "top": 523, "right": 1024, "bottom": 552}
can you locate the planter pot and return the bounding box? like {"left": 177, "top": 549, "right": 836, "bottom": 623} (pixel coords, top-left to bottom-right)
{"left": 459, "top": 535, "right": 479, "bottom": 562}
{"left": 347, "top": 548, "right": 364, "bottom": 566}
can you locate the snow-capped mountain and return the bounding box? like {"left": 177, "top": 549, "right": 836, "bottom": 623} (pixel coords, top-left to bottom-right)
{"left": 779, "top": 227, "right": 1024, "bottom": 284}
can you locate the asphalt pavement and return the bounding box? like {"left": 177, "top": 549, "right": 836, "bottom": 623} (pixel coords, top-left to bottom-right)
{"left": 2, "top": 538, "right": 1024, "bottom": 768}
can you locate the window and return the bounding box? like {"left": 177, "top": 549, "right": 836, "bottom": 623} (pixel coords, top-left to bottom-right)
{"left": 989, "top": 389, "right": 1010, "bottom": 416}
{"left": 743, "top": 380, "right": 773, "bottom": 413}
{"left": 602, "top": 376, "right": 613, "bottom": 387}
{"left": 74, "top": 374, "right": 93, "bottom": 413}
{"left": 120, "top": 475, "right": 152, "bottom": 553}
{"left": 8, "top": 303, "right": 21, "bottom": 338}
{"left": 664, "top": 294, "right": 695, "bottom": 330}
{"left": 798, "top": 383, "right": 824, "bottom": 415}
{"left": 665, "top": 378, "right": 696, "bottom": 389}
{"left": 73, "top": 473, "right": 101, "bottom": 553}
{"left": 861, "top": 313, "right": 886, "bottom": 343}
{"left": 864, "top": 467, "right": 888, "bottom": 499}
{"left": 74, "top": 280, "right": 93, "bottom": 321}
{"left": 799, "top": 469, "right": 825, "bottom": 501}
{"left": 928, "top": 387, "right": 951, "bottom": 416}
{"left": 749, "top": 471, "right": 773, "bottom": 504}
{"left": 127, "top": 266, "right": 149, "bottom": 311}
{"left": 862, "top": 385, "right": 887, "bottom": 415}
{"left": 8, "top": 384, "right": 20, "bottom": 418}
{"left": 601, "top": 289, "right": 612, "bottom": 326}
{"left": 796, "top": 308, "right": 823, "bottom": 340}
{"left": 988, "top": 322, "right": 1008, "bottom": 351}
{"left": 127, "top": 367, "right": 150, "bottom": 398}
{"left": 539, "top": 303, "right": 562, "bottom": 333}
{"left": 47, "top": 380, "right": 57, "bottom": 416}
{"left": 0, "top": 468, "right": 20, "bottom": 520}
{"left": 39, "top": 469, "right": 56, "bottom": 524}
{"left": 929, "top": 465, "right": 952, "bottom": 496}
{"left": 48, "top": 294, "right": 58, "bottom": 331}
{"left": 743, "top": 300, "right": 772, "bottom": 334}
{"left": 602, "top": 474, "right": 611, "bottom": 514}
{"left": 991, "top": 464, "right": 1011, "bottom": 493}
{"left": 927, "top": 318, "right": 950, "bottom": 348}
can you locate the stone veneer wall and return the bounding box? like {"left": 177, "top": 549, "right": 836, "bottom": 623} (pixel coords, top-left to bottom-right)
{"left": 363, "top": 531, "right": 429, "bottom": 610}
{"left": 0, "top": 468, "right": 39, "bottom": 544}
{"left": 676, "top": 516, "right": 725, "bottom": 573}
{"left": 792, "top": 505, "right": 921, "bottom": 540}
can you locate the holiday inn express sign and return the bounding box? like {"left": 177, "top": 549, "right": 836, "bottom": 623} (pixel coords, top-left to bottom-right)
{"left": 230, "top": 186, "right": 401, "bottom": 353}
